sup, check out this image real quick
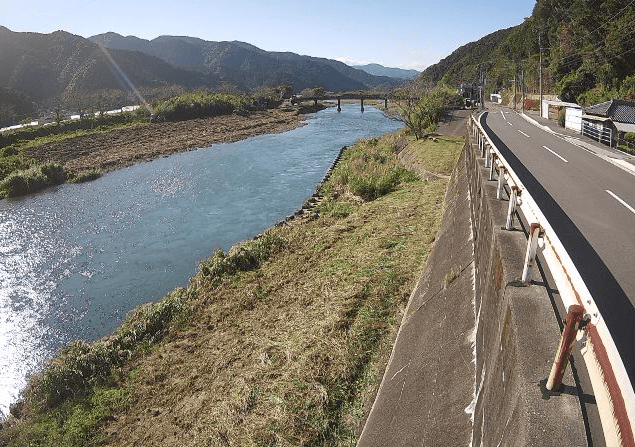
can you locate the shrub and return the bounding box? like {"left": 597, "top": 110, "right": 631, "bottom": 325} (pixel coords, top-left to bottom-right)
{"left": 199, "top": 231, "right": 287, "bottom": 286}
{"left": 524, "top": 99, "right": 539, "bottom": 111}
{"left": 151, "top": 89, "right": 283, "bottom": 122}
{"left": 558, "top": 108, "right": 566, "bottom": 127}
{"left": 0, "top": 162, "right": 67, "bottom": 197}
{"left": 69, "top": 168, "right": 103, "bottom": 183}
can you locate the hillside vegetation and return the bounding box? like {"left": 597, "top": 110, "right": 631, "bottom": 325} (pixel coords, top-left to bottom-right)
{"left": 420, "top": 0, "right": 635, "bottom": 105}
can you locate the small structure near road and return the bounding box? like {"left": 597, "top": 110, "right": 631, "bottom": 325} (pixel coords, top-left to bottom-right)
{"left": 540, "top": 99, "right": 582, "bottom": 132}
{"left": 583, "top": 99, "right": 635, "bottom": 148}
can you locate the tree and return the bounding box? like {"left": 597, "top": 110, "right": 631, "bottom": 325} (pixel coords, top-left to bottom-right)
{"left": 395, "top": 85, "right": 460, "bottom": 140}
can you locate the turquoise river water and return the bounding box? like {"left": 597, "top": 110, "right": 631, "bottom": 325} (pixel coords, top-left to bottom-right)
{"left": 0, "top": 104, "right": 403, "bottom": 415}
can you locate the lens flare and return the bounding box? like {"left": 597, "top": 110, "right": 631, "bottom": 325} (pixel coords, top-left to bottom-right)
{"left": 98, "top": 44, "right": 153, "bottom": 115}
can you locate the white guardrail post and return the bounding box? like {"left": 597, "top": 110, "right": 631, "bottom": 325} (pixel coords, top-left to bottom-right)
{"left": 470, "top": 112, "right": 635, "bottom": 447}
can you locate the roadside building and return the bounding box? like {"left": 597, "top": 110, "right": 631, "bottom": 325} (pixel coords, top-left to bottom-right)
{"left": 540, "top": 99, "right": 582, "bottom": 132}
{"left": 582, "top": 99, "right": 635, "bottom": 148}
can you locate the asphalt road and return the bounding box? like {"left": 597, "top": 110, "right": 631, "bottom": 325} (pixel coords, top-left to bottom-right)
{"left": 481, "top": 109, "right": 635, "bottom": 388}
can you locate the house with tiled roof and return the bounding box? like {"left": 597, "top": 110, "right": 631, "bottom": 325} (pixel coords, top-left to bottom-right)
{"left": 582, "top": 99, "right": 635, "bottom": 147}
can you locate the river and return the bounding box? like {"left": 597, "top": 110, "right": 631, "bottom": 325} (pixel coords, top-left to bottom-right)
{"left": 0, "top": 104, "right": 402, "bottom": 415}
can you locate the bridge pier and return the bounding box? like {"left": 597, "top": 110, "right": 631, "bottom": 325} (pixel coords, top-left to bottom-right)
{"left": 385, "top": 98, "right": 388, "bottom": 109}
{"left": 361, "top": 98, "right": 364, "bottom": 112}
{"left": 337, "top": 97, "right": 341, "bottom": 112}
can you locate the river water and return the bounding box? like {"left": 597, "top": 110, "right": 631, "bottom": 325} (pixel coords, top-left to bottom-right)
{"left": 0, "top": 104, "right": 402, "bottom": 415}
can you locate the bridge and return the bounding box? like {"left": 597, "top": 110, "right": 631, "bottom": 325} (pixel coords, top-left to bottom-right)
{"left": 291, "top": 93, "right": 390, "bottom": 112}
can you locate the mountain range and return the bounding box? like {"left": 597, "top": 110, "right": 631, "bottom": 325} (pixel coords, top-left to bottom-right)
{"left": 353, "top": 64, "right": 419, "bottom": 80}
{"left": 0, "top": 26, "right": 404, "bottom": 124}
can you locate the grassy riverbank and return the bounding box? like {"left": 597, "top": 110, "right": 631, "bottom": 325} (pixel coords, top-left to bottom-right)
{"left": 0, "top": 132, "right": 464, "bottom": 447}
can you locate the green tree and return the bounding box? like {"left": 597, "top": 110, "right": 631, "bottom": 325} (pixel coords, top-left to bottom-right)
{"left": 396, "top": 86, "right": 460, "bottom": 140}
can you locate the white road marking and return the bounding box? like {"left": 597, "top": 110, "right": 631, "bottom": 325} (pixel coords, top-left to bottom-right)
{"left": 542, "top": 145, "right": 569, "bottom": 163}
{"left": 518, "top": 130, "right": 530, "bottom": 138}
{"left": 606, "top": 190, "right": 635, "bottom": 216}
{"left": 501, "top": 110, "right": 506, "bottom": 120}
{"left": 507, "top": 122, "right": 513, "bottom": 127}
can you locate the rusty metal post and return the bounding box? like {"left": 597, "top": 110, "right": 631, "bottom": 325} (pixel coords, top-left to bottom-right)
{"left": 497, "top": 166, "right": 506, "bottom": 200}
{"left": 505, "top": 186, "right": 519, "bottom": 230}
{"left": 546, "top": 305, "right": 586, "bottom": 390}
{"left": 522, "top": 223, "right": 542, "bottom": 282}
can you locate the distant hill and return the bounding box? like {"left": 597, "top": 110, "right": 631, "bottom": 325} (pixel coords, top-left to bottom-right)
{"left": 89, "top": 33, "right": 402, "bottom": 93}
{"left": 419, "top": 0, "right": 635, "bottom": 105}
{"left": 354, "top": 64, "right": 419, "bottom": 80}
{"left": 0, "top": 27, "right": 403, "bottom": 125}
{"left": 0, "top": 27, "right": 212, "bottom": 124}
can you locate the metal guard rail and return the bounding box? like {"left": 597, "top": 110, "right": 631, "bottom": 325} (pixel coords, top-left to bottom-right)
{"left": 469, "top": 112, "right": 635, "bottom": 447}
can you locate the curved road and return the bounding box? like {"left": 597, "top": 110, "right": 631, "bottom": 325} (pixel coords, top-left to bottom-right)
{"left": 481, "top": 109, "right": 635, "bottom": 388}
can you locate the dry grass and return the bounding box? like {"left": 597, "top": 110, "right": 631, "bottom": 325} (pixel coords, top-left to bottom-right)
{"left": 0, "top": 133, "right": 464, "bottom": 447}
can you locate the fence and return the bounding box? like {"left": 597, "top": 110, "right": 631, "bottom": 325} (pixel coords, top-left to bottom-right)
{"left": 582, "top": 120, "right": 613, "bottom": 147}
{"left": 469, "top": 112, "right": 635, "bottom": 447}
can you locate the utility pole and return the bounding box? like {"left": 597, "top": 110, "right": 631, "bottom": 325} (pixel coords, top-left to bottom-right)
{"left": 521, "top": 66, "right": 525, "bottom": 114}
{"left": 539, "top": 32, "right": 543, "bottom": 118}
{"left": 513, "top": 74, "right": 517, "bottom": 111}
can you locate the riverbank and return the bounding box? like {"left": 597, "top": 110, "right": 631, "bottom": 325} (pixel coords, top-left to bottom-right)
{"left": 0, "top": 128, "right": 465, "bottom": 446}
{"left": 24, "top": 106, "right": 317, "bottom": 176}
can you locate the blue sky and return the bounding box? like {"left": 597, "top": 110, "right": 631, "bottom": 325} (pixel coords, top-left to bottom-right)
{"left": 3, "top": 0, "right": 536, "bottom": 71}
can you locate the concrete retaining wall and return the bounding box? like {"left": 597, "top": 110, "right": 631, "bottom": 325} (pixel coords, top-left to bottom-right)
{"left": 465, "top": 139, "right": 586, "bottom": 446}
{"left": 358, "top": 135, "right": 588, "bottom": 445}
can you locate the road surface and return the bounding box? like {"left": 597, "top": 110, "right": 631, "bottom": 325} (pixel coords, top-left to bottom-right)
{"left": 481, "top": 109, "right": 635, "bottom": 388}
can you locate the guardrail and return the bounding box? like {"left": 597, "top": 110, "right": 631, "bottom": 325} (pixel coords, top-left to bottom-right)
{"left": 469, "top": 112, "right": 635, "bottom": 447}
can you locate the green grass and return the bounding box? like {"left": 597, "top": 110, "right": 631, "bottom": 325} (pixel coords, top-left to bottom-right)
{"left": 404, "top": 135, "right": 466, "bottom": 175}
{"left": 0, "top": 132, "right": 465, "bottom": 447}
{"left": 68, "top": 169, "right": 103, "bottom": 184}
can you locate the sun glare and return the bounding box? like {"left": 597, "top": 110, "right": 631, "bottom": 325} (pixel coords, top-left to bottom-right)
{"left": 98, "top": 44, "right": 154, "bottom": 115}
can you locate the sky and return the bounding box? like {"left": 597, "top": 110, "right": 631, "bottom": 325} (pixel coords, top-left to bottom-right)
{"left": 2, "top": 0, "right": 537, "bottom": 71}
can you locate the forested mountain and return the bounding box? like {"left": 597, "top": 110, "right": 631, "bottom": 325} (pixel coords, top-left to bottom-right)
{"left": 0, "top": 27, "right": 213, "bottom": 123}
{"left": 89, "top": 33, "right": 401, "bottom": 93}
{"left": 0, "top": 27, "right": 401, "bottom": 125}
{"left": 420, "top": 0, "right": 635, "bottom": 105}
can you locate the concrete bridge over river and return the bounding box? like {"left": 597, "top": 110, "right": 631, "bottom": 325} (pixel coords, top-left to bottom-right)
{"left": 292, "top": 93, "right": 390, "bottom": 112}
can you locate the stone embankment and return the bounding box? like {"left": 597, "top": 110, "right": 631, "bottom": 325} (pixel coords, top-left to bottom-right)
{"left": 358, "top": 123, "right": 588, "bottom": 445}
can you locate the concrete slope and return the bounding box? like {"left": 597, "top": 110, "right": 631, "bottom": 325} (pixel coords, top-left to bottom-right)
{"left": 358, "top": 141, "right": 475, "bottom": 446}
{"left": 358, "top": 131, "right": 588, "bottom": 445}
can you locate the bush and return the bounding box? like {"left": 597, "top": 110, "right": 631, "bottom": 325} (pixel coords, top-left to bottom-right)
{"left": 0, "top": 162, "right": 67, "bottom": 197}
{"left": 69, "top": 168, "right": 103, "bottom": 183}
{"left": 199, "top": 231, "right": 287, "bottom": 286}
{"left": 558, "top": 108, "right": 566, "bottom": 127}
{"left": 152, "top": 89, "right": 283, "bottom": 122}
{"left": 524, "top": 99, "right": 539, "bottom": 111}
